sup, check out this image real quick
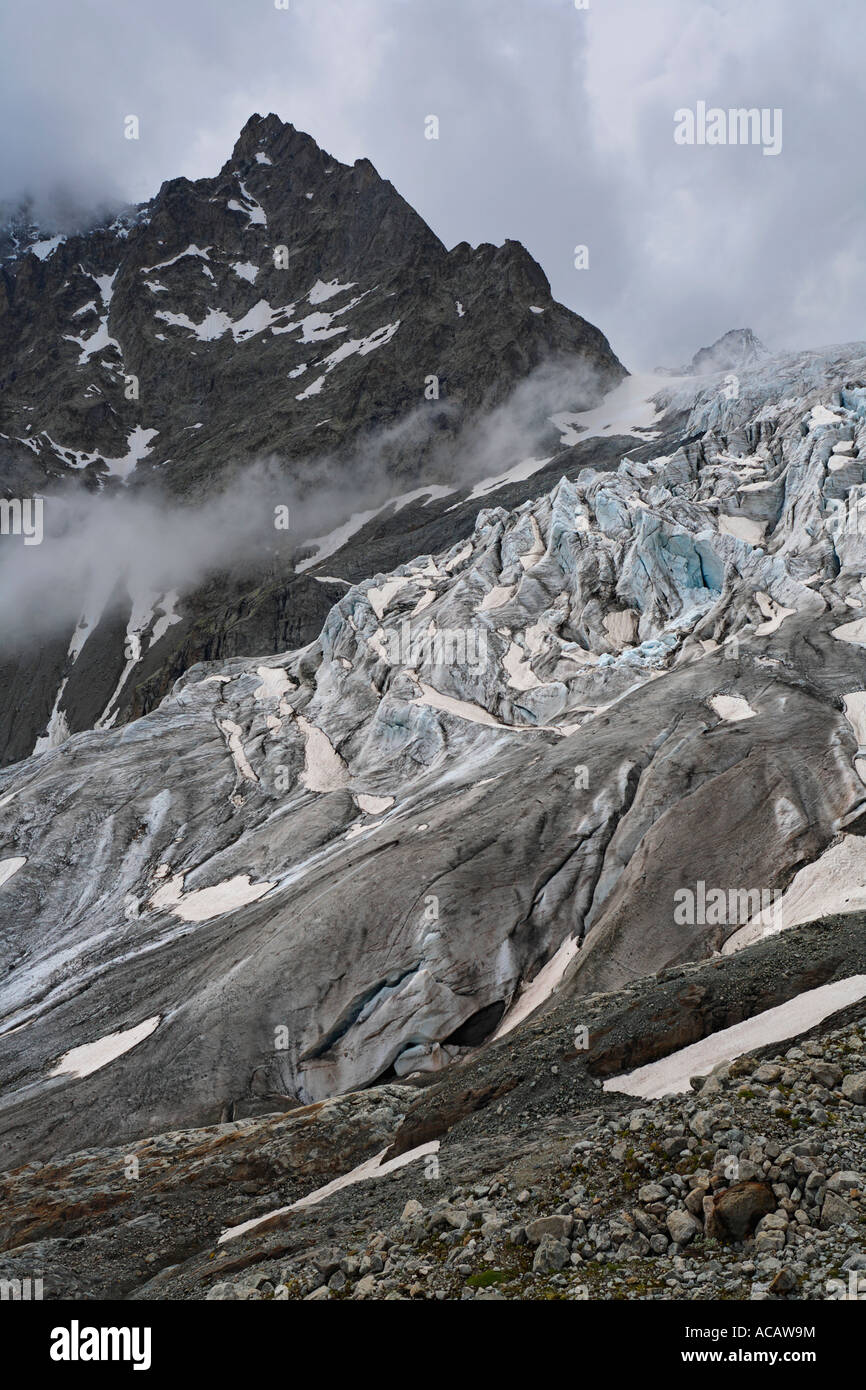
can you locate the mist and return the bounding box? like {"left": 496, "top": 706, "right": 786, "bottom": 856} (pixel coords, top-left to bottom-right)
{"left": 0, "top": 355, "right": 606, "bottom": 650}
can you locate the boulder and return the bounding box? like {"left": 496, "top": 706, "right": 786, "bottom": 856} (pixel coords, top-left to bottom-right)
{"left": 706, "top": 1182, "right": 776, "bottom": 1242}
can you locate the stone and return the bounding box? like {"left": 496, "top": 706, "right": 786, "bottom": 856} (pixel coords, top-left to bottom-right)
{"left": 205, "top": 1283, "right": 239, "bottom": 1300}
{"left": 827, "top": 1172, "right": 862, "bottom": 1194}
{"left": 753, "top": 1065, "right": 782, "bottom": 1084}
{"left": 532, "top": 1237, "right": 570, "bottom": 1273}
{"left": 707, "top": 1183, "right": 777, "bottom": 1242}
{"left": 638, "top": 1183, "right": 668, "bottom": 1204}
{"left": 821, "top": 1191, "right": 858, "bottom": 1228}
{"left": 689, "top": 1111, "right": 717, "bottom": 1139}
{"left": 311, "top": 1247, "right": 342, "bottom": 1280}
{"left": 769, "top": 1268, "right": 798, "bottom": 1295}
{"left": 525, "top": 1214, "right": 573, "bottom": 1245}
{"left": 809, "top": 1064, "right": 842, "bottom": 1089}
{"left": 667, "top": 1210, "right": 701, "bottom": 1246}
{"left": 842, "top": 1073, "right": 866, "bottom": 1105}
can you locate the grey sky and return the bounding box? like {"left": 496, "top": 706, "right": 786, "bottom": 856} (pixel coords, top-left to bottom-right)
{"left": 1, "top": 0, "right": 862, "bottom": 366}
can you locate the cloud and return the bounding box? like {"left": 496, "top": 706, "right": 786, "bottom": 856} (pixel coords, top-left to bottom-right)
{"left": 0, "top": 0, "right": 864, "bottom": 364}
{"left": 0, "top": 354, "right": 604, "bottom": 648}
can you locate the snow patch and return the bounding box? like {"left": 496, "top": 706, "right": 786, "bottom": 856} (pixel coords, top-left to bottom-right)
{"left": 455, "top": 456, "right": 552, "bottom": 509}
{"left": 29, "top": 235, "right": 65, "bottom": 261}
{"left": 479, "top": 584, "right": 517, "bottom": 612}
{"left": 295, "top": 374, "right": 326, "bottom": 400}
{"left": 832, "top": 618, "right": 866, "bottom": 648}
{"left": 355, "top": 793, "right": 395, "bottom": 815}
{"left": 296, "top": 507, "right": 382, "bottom": 574}
{"left": 723, "top": 834, "right": 866, "bottom": 952}
{"left": 320, "top": 321, "right": 400, "bottom": 372}
{"left": 411, "top": 683, "right": 510, "bottom": 729}
{"left": 105, "top": 425, "right": 158, "bottom": 481}
{"left": 142, "top": 244, "right": 211, "bottom": 273}
{"left": 754, "top": 591, "right": 794, "bottom": 636}
{"left": 0, "top": 857, "right": 26, "bottom": 889}
{"left": 494, "top": 936, "right": 580, "bottom": 1038}
{"left": 150, "top": 873, "right": 274, "bottom": 923}
{"left": 368, "top": 576, "right": 411, "bottom": 620}
{"left": 50, "top": 1016, "right": 161, "bottom": 1080}
{"left": 228, "top": 181, "right": 267, "bottom": 226}
{"left": 254, "top": 666, "right": 295, "bottom": 701}
{"left": 298, "top": 717, "right": 349, "bottom": 792}
{"left": 218, "top": 719, "right": 259, "bottom": 784}
{"left": 719, "top": 515, "right": 766, "bottom": 545}
{"left": 809, "top": 404, "right": 842, "bottom": 429}
{"left": 218, "top": 1140, "right": 440, "bottom": 1242}
{"left": 604, "top": 977, "right": 866, "bottom": 1098}
{"left": 551, "top": 372, "right": 683, "bottom": 446}
{"left": 709, "top": 694, "right": 756, "bottom": 722}
{"left": 309, "top": 278, "right": 356, "bottom": 305}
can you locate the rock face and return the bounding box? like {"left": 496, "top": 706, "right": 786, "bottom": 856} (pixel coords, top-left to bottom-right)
{"left": 0, "top": 112, "right": 624, "bottom": 765}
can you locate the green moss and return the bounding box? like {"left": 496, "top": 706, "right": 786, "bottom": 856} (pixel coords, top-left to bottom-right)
{"left": 466, "top": 1268, "right": 516, "bottom": 1288}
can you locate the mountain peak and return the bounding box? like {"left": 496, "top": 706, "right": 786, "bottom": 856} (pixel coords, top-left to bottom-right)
{"left": 226, "top": 111, "right": 332, "bottom": 175}
{"left": 656, "top": 327, "right": 770, "bottom": 377}
{"left": 688, "top": 327, "right": 769, "bottom": 375}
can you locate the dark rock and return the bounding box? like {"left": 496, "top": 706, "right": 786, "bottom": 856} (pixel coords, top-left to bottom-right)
{"left": 706, "top": 1183, "right": 777, "bottom": 1242}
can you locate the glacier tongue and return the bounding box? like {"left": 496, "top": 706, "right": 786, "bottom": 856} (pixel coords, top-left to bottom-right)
{"left": 2, "top": 341, "right": 866, "bottom": 1163}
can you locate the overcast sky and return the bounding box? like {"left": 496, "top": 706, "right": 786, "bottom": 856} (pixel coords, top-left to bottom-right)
{"left": 1, "top": 0, "right": 862, "bottom": 366}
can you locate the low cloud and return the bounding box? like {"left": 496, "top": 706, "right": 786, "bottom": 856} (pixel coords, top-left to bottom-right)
{"left": 0, "top": 355, "right": 607, "bottom": 648}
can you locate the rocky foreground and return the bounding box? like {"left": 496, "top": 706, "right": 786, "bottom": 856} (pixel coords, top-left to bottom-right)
{"left": 284, "top": 1031, "right": 865, "bottom": 1304}
{"left": 178, "top": 1021, "right": 866, "bottom": 1302}
{"left": 1, "top": 916, "right": 863, "bottom": 1301}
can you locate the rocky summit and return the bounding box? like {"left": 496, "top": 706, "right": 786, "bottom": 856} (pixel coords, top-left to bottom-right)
{"left": 1, "top": 115, "right": 866, "bottom": 1307}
